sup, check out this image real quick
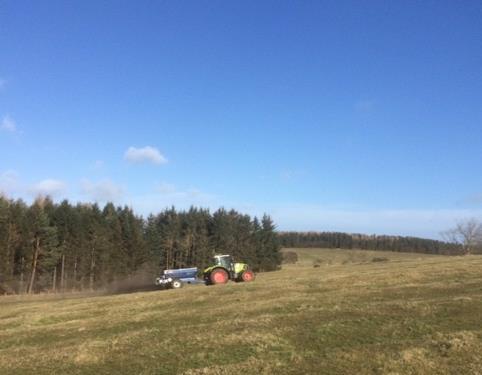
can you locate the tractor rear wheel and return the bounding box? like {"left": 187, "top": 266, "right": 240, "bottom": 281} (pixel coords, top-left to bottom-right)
{"left": 210, "top": 268, "right": 229, "bottom": 284}
{"left": 241, "top": 270, "right": 255, "bottom": 282}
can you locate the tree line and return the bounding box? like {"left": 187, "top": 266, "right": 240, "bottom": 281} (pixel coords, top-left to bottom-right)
{"left": 278, "top": 231, "right": 464, "bottom": 255}
{"left": 0, "top": 196, "right": 281, "bottom": 294}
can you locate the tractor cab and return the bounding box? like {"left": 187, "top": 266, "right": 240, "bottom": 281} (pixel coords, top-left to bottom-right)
{"left": 213, "top": 254, "right": 234, "bottom": 271}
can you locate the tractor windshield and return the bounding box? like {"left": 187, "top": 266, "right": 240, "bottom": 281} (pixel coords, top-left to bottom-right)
{"left": 214, "top": 256, "right": 232, "bottom": 269}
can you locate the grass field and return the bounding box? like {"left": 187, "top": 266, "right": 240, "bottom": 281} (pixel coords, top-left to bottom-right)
{"left": 1, "top": 248, "right": 482, "bottom": 374}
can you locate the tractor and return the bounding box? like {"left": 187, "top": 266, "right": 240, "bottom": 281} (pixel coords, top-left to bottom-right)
{"left": 203, "top": 254, "right": 255, "bottom": 285}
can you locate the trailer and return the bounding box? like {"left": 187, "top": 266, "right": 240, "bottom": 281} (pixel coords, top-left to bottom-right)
{"left": 155, "top": 267, "right": 203, "bottom": 289}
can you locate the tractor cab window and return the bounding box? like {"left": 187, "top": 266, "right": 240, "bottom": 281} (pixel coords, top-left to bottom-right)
{"left": 214, "top": 256, "right": 232, "bottom": 270}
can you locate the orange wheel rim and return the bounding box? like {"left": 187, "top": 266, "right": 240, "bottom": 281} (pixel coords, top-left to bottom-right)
{"left": 213, "top": 272, "right": 226, "bottom": 283}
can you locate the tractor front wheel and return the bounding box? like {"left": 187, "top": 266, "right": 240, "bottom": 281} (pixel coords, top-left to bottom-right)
{"left": 241, "top": 270, "right": 255, "bottom": 282}
{"left": 210, "top": 269, "right": 229, "bottom": 284}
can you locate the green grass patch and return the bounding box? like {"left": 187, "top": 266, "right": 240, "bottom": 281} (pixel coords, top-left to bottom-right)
{"left": 1, "top": 248, "right": 482, "bottom": 374}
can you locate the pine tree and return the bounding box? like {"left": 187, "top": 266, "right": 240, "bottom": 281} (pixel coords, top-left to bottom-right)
{"left": 26, "top": 198, "right": 58, "bottom": 293}
{"left": 145, "top": 214, "right": 162, "bottom": 268}
{"left": 259, "top": 214, "right": 281, "bottom": 271}
{"left": 0, "top": 197, "right": 11, "bottom": 287}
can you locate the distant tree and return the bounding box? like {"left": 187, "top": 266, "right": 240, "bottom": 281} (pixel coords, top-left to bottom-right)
{"left": 145, "top": 214, "right": 162, "bottom": 266}
{"left": 0, "top": 197, "right": 12, "bottom": 287}
{"left": 164, "top": 207, "right": 182, "bottom": 269}
{"left": 26, "top": 198, "right": 58, "bottom": 293}
{"left": 258, "top": 215, "right": 281, "bottom": 271}
{"left": 278, "top": 231, "right": 462, "bottom": 255}
{"left": 441, "top": 218, "right": 482, "bottom": 255}
{"left": 118, "top": 206, "right": 147, "bottom": 273}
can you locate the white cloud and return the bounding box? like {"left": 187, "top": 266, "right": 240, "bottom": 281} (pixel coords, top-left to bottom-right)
{"left": 157, "top": 182, "right": 177, "bottom": 194}
{"left": 186, "top": 188, "right": 202, "bottom": 198}
{"left": 30, "top": 179, "right": 67, "bottom": 197}
{"left": 0, "top": 170, "right": 19, "bottom": 196}
{"left": 81, "top": 179, "right": 123, "bottom": 202}
{"left": 124, "top": 146, "right": 167, "bottom": 165}
{"left": 128, "top": 183, "right": 216, "bottom": 216}
{"left": 1, "top": 115, "right": 17, "bottom": 133}
{"left": 91, "top": 160, "right": 105, "bottom": 170}
{"left": 156, "top": 182, "right": 213, "bottom": 202}
{"left": 155, "top": 182, "right": 207, "bottom": 199}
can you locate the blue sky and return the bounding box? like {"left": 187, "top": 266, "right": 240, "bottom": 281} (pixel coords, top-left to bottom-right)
{"left": 1, "top": 1, "right": 482, "bottom": 238}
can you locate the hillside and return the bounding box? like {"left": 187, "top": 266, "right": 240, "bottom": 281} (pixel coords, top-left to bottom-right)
{"left": 1, "top": 249, "right": 482, "bottom": 374}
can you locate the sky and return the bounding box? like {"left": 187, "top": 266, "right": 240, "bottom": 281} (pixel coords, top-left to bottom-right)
{"left": 1, "top": 1, "right": 482, "bottom": 239}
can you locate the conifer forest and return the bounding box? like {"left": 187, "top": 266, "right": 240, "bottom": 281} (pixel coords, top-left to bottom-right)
{"left": 0, "top": 196, "right": 281, "bottom": 294}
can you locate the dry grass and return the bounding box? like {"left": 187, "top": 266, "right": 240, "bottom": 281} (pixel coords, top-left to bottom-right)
{"left": 1, "top": 248, "right": 482, "bottom": 374}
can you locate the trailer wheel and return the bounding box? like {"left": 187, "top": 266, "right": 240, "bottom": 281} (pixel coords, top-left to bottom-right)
{"left": 241, "top": 270, "right": 255, "bottom": 282}
{"left": 172, "top": 279, "right": 183, "bottom": 289}
{"left": 210, "top": 268, "right": 229, "bottom": 284}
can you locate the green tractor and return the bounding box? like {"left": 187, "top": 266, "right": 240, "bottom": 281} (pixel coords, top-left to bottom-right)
{"left": 203, "top": 254, "right": 255, "bottom": 285}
